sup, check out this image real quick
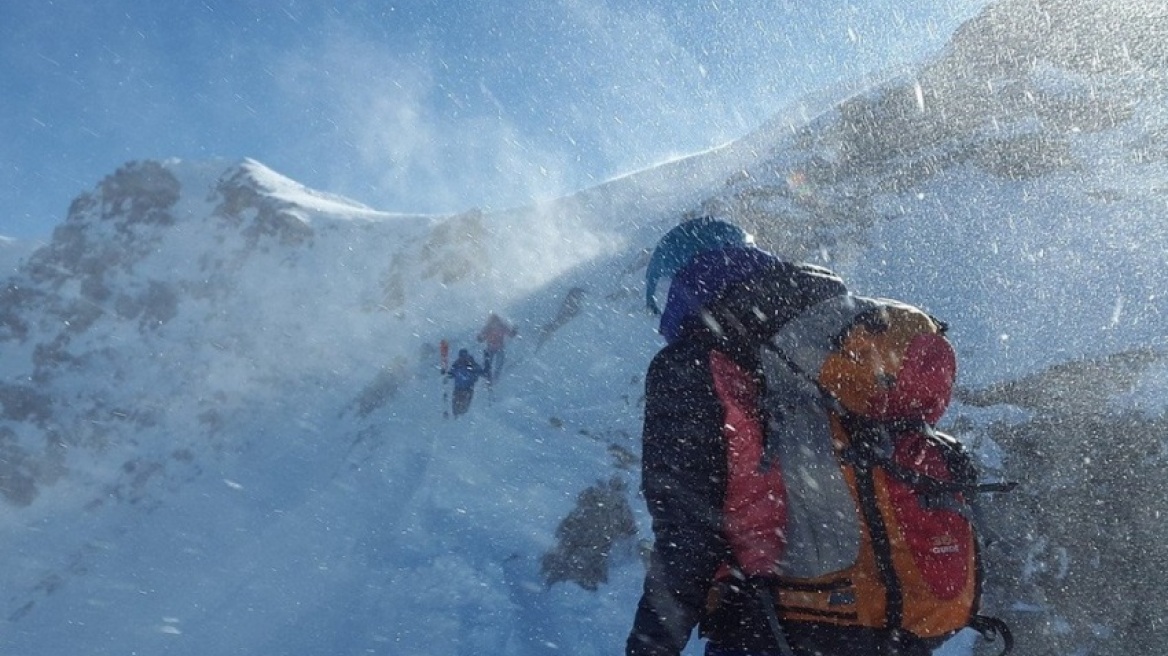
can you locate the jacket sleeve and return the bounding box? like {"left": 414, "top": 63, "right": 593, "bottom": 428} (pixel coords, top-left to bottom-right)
{"left": 627, "top": 345, "right": 729, "bottom": 656}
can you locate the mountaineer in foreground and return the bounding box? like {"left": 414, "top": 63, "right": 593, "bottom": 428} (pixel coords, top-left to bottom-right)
{"left": 628, "top": 219, "right": 1011, "bottom": 656}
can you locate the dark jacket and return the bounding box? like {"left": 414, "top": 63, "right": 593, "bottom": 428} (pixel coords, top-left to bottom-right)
{"left": 446, "top": 354, "right": 487, "bottom": 391}
{"left": 626, "top": 329, "right": 772, "bottom": 656}
{"left": 627, "top": 252, "right": 909, "bottom": 656}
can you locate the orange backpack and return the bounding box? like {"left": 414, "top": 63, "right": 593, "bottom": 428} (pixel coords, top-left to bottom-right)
{"left": 737, "top": 296, "right": 1012, "bottom": 653}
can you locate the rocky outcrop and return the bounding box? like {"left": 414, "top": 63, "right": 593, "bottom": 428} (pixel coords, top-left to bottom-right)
{"left": 959, "top": 349, "right": 1168, "bottom": 655}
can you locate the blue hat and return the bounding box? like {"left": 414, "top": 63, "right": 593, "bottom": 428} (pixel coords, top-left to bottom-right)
{"left": 645, "top": 217, "right": 752, "bottom": 314}
{"left": 658, "top": 246, "right": 781, "bottom": 344}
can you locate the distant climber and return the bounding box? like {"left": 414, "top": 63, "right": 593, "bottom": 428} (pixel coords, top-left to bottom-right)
{"left": 477, "top": 312, "right": 518, "bottom": 381}
{"left": 535, "top": 287, "right": 586, "bottom": 352}
{"left": 445, "top": 348, "right": 488, "bottom": 417}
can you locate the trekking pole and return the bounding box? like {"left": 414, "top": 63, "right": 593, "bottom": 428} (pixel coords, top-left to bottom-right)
{"left": 440, "top": 339, "right": 450, "bottom": 418}
{"left": 755, "top": 586, "right": 799, "bottom": 656}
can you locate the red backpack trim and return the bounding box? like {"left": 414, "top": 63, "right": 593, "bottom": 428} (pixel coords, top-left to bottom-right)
{"left": 709, "top": 349, "right": 787, "bottom": 578}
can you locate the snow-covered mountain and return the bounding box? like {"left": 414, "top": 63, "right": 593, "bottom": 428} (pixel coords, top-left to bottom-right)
{"left": 1, "top": 1, "right": 1166, "bottom": 654}
{"left": 1, "top": 151, "right": 687, "bottom": 655}
{"left": 0, "top": 235, "right": 37, "bottom": 277}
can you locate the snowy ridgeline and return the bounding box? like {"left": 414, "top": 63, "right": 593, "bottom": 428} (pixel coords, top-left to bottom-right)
{"left": 0, "top": 235, "right": 38, "bottom": 277}
{"left": 1, "top": 1, "right": 1168, "bottom": 654}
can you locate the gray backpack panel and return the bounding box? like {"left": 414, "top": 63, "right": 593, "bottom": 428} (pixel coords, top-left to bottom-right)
{"left": 756, "top": 294, "right": 886, "bottom": 579}
{"left": 759, "top": 350, "right": 863, "bottom": 578}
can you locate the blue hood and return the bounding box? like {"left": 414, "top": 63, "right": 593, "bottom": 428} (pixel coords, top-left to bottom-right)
{"left": 658, "top": 246, "right": 781, "bottom": 344}
{"left": 645, "top": 217, "right": 751, "bottom": 314}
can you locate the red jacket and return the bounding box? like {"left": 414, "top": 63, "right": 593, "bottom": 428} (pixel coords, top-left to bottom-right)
{"left": 476, "top": 314, "right": 516, "bottom": 352}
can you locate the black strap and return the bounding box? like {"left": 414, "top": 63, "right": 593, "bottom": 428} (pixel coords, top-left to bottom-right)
{"left": 841, "top": 414, "right": 1018, "bottom": 496}
{"left": 969, "top": 615, "right": 1014, "bottom": 656}
{"left": 755, "top": 586, "right": 800, "bottom": 656}
{"left": 843, "top": 439, "right": 1017, "bottom": 496}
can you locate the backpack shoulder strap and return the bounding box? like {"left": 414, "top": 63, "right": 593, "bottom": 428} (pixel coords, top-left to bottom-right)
{"left": 766, "top": 294, "right": 880, "bottom": 380}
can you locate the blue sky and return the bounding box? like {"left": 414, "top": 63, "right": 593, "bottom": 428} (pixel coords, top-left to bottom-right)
{"left": 1, "top": 0, "right": 988, "bottom": 239}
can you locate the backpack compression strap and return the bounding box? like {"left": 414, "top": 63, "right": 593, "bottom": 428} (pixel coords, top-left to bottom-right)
{"left": 767, "top": 294, "right": 884, "bottom": 380}
{"left": 840, "top": 416, "right": 1018, "bottom": 496}
{"left": 970, "top": 615, "right": 1015, "bottom": 656}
